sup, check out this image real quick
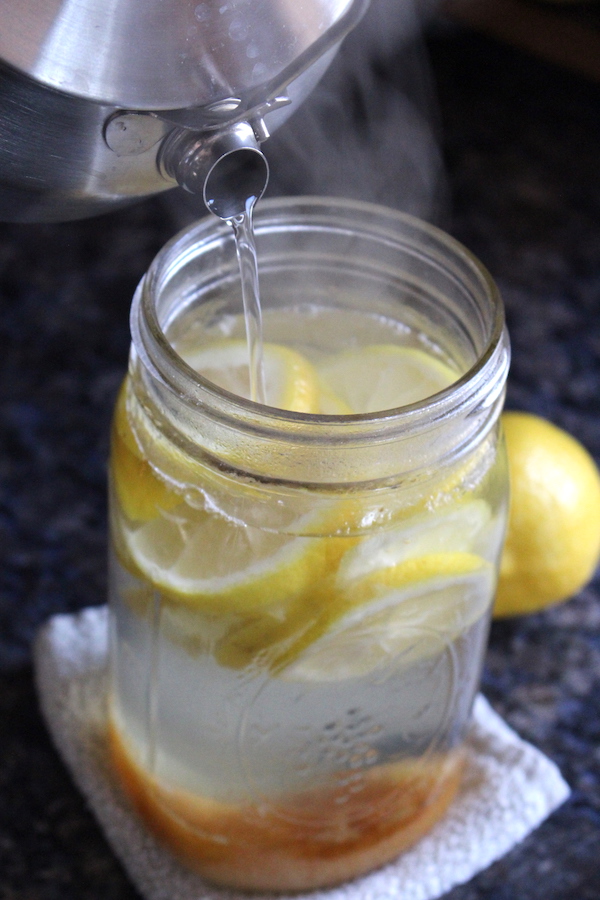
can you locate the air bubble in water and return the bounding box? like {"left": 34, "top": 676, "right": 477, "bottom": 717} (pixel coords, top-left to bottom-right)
{"left": 194, "top": 3, "right": 210, "bottom": 22}
{"left": 229, "top": 18, "right": 250, "bottom": 42}
{"left": 252, "top": 62, "right": 268, "bottom": 81}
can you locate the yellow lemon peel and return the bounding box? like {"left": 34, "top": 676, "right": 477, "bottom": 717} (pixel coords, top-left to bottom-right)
{"left": 495, "top": 412, "right": 600, "bottom": 616}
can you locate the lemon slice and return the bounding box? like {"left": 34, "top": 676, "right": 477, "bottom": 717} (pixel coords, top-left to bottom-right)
{"left": 281, "top": 552, "right": 494, "bottom": 682}
{"left": 180, "top": 339, "right": 322, "bottom": 413}
{"left": 123, "top": 504, "right": 333, "bottom": 613}
{"left": 316, "top": 378, "right": 355, "bottom": 415}
{"left": 336, "top": 499, "right": 492, "bottom": 583}
{"left": 111, "top": 382, "right": 182, "bottom": 522}
{"left": 316, "top": 344, "right": 458, "bottom": 414}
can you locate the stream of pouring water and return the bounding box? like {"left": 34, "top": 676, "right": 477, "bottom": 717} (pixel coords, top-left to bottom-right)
{"left": 229, "top": 196, "right": 267, "bottom": 406}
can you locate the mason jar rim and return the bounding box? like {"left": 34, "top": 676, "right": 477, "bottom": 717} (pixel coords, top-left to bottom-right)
{"left": 131, "top": 196, "right": 508, "bottom": 450}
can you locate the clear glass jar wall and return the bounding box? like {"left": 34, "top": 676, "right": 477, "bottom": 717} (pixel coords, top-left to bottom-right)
{"left": 107, "top": 198, "right": 510, "bottom": 891}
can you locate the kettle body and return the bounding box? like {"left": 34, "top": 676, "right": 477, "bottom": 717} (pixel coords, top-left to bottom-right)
{"left": 0, "top": 0, "right": 369, "bottom": 221}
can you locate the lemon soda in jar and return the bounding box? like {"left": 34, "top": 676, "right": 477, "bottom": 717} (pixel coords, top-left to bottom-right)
{"left": 108, "top": 198, "right": 510, "bottom": 891}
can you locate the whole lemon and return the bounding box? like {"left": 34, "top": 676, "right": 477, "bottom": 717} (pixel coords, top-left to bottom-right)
{"left": 495, "top": 411, "right": 600, "bottom": 617}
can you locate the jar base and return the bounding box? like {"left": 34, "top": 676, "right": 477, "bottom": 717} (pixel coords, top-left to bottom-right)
{"left": 108, "top": 718, "right": 464, "bottom": 892}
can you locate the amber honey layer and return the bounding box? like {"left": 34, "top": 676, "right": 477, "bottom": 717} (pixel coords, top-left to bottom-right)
{"left": 108, "top": 720, "right": 464, "bottom": 891}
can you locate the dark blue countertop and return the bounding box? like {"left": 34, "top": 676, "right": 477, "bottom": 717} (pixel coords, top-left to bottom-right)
{"left": 1, "top": 21, "right": 599, "bottom": 900}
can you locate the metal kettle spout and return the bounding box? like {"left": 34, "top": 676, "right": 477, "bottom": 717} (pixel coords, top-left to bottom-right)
{"left": 160, "top": 122, "right": 269, "bottom": 220}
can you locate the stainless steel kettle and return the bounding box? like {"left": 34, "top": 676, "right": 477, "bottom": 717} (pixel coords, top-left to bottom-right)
{"left": 0, "top": 0, "right": 369, "bottom": 222}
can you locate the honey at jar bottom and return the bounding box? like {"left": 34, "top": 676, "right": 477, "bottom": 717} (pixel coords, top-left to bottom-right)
{"left": 108, "top": 720, "right": 464, "bottom": 891}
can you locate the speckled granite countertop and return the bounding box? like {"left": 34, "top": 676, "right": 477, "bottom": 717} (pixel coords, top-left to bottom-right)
{"left": 1, "top": 23, "right": 599, "bottom": 900}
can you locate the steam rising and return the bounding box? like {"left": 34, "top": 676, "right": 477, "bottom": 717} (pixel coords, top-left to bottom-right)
{"left": 265, "top": 0, "right": 446, "bottom": 221}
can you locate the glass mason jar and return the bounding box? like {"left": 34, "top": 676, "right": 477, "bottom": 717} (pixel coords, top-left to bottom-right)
{"left": 107, "top": 198, "right": 510, "bottom": 892}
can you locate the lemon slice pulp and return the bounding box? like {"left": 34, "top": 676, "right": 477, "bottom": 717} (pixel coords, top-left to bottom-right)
{"left": 316, "top": 344, "right": 457, "bottom": 414}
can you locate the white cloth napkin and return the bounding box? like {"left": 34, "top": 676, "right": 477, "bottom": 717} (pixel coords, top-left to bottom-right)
{"left": 34, "top": 606, "right": 570, "bottom": 900}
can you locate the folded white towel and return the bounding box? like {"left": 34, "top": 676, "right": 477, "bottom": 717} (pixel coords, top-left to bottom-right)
{"left": 34, "top": 606, "right": 570, "bottom": 900}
